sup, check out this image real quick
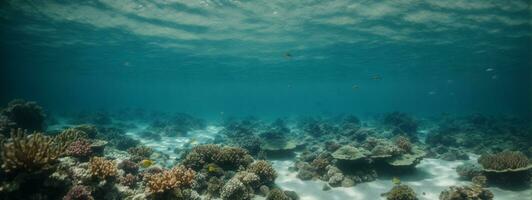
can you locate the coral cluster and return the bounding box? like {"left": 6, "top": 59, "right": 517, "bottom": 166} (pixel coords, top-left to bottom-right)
{"left": 88, "top": 157, "right": 117, "bottom": 180}
{"left": 65, "top": 139, "right": 92, "bottom": 158}
{"left": 456, "top": 163, "right": 483, "bottom": 180}
{"left": 144, "top": 165, "right": 195, "bottom": 193}
{"left": 0, "top": 99, "right": 46, "bottom": 135}
{"left": 127, "top": 146, "right": 153, "bottom": 162}
{"left": 182, "top": 144, "right": 253, "bottom": 170}
{"left": 247, "top": 160, "right": 277, "bottom": 185}
{"left": 439, "top": 185, "right": 494, "bottom": 200}
{"left": 478, "top": 151, "right": 529, "bottom": 171}
{"left": 383, "top": 184, "right": 418, "bottom": 200}
{"left": 1, "top": 129, "right": 63, "bottom": 172}
{"left": 63, "top": 185, "right": 94, "bottom": 200}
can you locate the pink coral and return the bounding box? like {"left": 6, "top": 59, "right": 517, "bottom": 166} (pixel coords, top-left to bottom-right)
{"left": 66, "top": 140, "right": 92, "bottom": 158}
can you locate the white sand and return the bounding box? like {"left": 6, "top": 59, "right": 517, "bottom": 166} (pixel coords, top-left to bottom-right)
{"left": 273, "top": 158, "right": 532, "bottom": 200}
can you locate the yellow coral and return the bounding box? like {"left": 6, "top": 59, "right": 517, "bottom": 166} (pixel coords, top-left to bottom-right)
{"left": 144, "top": 165, "right": 196, "bottom": 193}
{"left": 89, "top": 156, "right": 117, "bottom": 180}
{"left": 1, "top": 129, "right": 63, "bottom": 172}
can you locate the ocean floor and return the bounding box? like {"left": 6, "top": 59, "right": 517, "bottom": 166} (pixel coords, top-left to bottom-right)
{"left": 124, "top": 125, "right": 532, "bottom": 200}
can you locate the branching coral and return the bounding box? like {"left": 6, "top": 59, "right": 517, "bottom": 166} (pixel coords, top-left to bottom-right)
{"left": 66, "top": 139, "right": 92, "bottom": 158}
{"left": 182, "top": 145, "right": 253, "bottom": 170}
{"left": 127, "top": 146, "right": 153, "bottom": 162}
{"left": 266, "top": 188, "right": 291, "bottom": 200}
{"left": 119, "top": 173, "right": 138, "bottom": 188}
{"left": 144, "top": 165, "right": 196, "bottom": 193}
{"left": 220, "top": 177, "right": 247, "bottom": 200}
{"left": 88, "top": 156, "right": 117, "bottom": 180}
{"left": 54, "top": 128, "right": 88, "bottom": 152}
{"left": 63, "top": 185, "right": 94, "bottom": 200}
{"left": 439, "top": 185, "right": 493, "bottom": 200}
{"left": 247, "top": 160, "right": 277, "bottom": 185}
{"left": 215, "top": 147, "right": 253, "bottom": 169}
{"left": 478, "top": 151, "right": 529, "bottom": 171}
{"left": 1, "top": 129, "right": 63, "bottom": 172}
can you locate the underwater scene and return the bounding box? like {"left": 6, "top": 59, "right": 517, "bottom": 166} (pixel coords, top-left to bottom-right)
{"left": 0, "top": 0, "right": 531, "bottom": 200}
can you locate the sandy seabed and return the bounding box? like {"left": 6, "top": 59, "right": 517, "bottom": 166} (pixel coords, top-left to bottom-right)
{"left": 124, "top": 125, "right": 531, "bottom": 200}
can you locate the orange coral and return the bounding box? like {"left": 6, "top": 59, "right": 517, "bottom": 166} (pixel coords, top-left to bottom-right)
{"left": 89, "top": 156, "right": 117, "bottom": 180}
{"left": 144, "top": 165, "right": 196, "bottom": 193}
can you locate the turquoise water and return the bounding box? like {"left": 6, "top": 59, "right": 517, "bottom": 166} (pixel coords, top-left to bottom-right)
{"left": 1, "top": 0, "right": 531, "bottom": 118}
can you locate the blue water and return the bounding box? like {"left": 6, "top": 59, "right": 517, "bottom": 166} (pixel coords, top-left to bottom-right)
{"left": 1, "top": 0, "right": 531, "bottom": 119}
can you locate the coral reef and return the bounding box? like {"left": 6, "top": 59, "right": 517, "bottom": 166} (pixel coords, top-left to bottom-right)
{"left": 382, "top": 112, "right": 418, "bottom": 140}
{"left": 456, "top": 163, "right": 483, "bottom": 180}
{"left": 266, "top": 188, "right": 291, "bottom": 200}
{"left": 63, "top": 185, "right": 94, "bottom": 200}
{"left": 1, "top": 129, "right": 63, "bottom": 173}
{"left": 54, "top": 128, "right": 89, "bottom": 152}
{"left": 65, "top": 139, "right": 92, "bottom": 159}
{"left": 0, "top": 99, "right": 46, "bottom": 135}
{"left": 182, "top": 145, "right": 253, "bottom": 170}
{"left": 127, "top": 146, "right": 153, "bottom": 162}
{"left": 383, "top": 184, "right": 418, "bottom": 200}
{"left": 220, "top": 176, "right": 251, "bottom": 200}
{"left": 118, "top": 160, "right": 139, "bottom": 174}
{"left": 119, "top": 173, "right": 137, "bottom": 188}
{"left": 439, "top": 185, "right": 494, "bottom": 200}
{"left": 478, "top": 151, "right": 530, "bottom": 171}
{"left": 144, "top": 165, "right": 195, "bottom": 194}
{"left": 394, "top": 136, "right": 412, "bottom": 153}
{"left": 247, "top": 160, "right": 277, "bottom": 186}
{"left": 88, "top": 157, "right": 117, "bottom": 180}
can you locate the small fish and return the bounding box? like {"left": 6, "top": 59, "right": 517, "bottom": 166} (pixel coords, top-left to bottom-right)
{"left": 428, "top": 91, "right": 436, "bottom": 95}
{"left": 491, "top": 75, "right": 498, "bottom": 80}
{"left": 392, "top": 177, "right": 401, "bottom": 185}
{"left": 139, "top": 159, "right": 154, "bottom": 168}
{"left": 351, "top": 85, "right": 359, "bottom": 90}
{"left": 371, "top": 75, "right": 381, "bottom": 80}
{"left": 485, "top": 68, "right": 494, "bottom": 72}
{"left": 284, "top": 52, "right": 292, "bottom": 59}
{"left": 189, "top": 138, "right": 198, "bottom": 145}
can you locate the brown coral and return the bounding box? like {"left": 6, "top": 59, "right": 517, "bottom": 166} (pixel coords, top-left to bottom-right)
{"left": 1, "top": 129, "right": 63, "bottom": 172}
{"left": 215, "top": 146, "right": 253, "bottom": 169}
{"left": 395, "top": 136, "right": 412, "bottom": 153}
{"left": 127, "top": 146, "right": 153, "bottom": 162}
{"left": 182, "top": 144, "right": 252, "bottom": 170}
{"left": 54, "top": 128, "right": 88, "bottom": 152}
{"left": 478, "top": 151, "right": 529, "bottom": 171}
{"left": 144, "top": 165, "right": 196, "bottom": 193}
{"left": 88, "top": 156, "right": 117, "bottom": 180}
{"left": 247, "top": 160, "right": 277, "bottom": 185}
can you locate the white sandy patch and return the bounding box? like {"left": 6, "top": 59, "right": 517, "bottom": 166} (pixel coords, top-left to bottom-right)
{"left": 273, "top": 158, "right": 532, "bottom": 200}
{"left": 127, "top": 125, "right": 222, "bottom": 160}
